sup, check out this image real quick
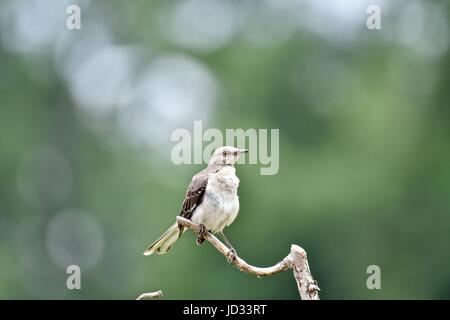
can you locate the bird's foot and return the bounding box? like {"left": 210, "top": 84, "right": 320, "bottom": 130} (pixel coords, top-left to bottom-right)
{"left": 226, "top": 248, "right": 237, "bottom": 263}
{"left": 196, "top": 224, "right": 207, "bottom": 245}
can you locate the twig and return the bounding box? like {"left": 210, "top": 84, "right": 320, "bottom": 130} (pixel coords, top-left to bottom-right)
{"left": 136, "top": 290, "right": 163, "bottom": 300}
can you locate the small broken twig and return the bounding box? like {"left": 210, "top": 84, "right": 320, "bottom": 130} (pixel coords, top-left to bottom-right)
{"left": 136, "top": 290, "right": 163, "bottom": 300}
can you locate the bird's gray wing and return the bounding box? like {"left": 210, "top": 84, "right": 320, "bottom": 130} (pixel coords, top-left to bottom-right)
{"left": 180, "top": 169, "right": 209, "bottom": 221}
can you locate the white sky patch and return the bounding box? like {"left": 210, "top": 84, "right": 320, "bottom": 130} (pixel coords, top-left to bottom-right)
{"left": 0, "top": 0, "right": 88, "bottom": 54}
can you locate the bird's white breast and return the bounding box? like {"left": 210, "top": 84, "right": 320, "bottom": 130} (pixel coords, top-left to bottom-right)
{"left": 191, "top": 166, "right": 240, "bottom": 233}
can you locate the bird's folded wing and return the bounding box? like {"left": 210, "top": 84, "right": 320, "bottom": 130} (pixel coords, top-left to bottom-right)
{"left": 180, "top": 169, "right": 209, "bottom": 221}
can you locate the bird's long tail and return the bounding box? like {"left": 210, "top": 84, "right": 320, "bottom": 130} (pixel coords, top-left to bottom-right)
{"left": 143, "top": 223, "right": 181, "bottom": 255}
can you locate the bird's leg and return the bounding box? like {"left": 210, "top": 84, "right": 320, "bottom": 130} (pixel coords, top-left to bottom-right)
{"left": 196, "top": 224, "right": 208, "bottom": 245}
{"left": 219, "top": 231, "right": 234, "bottom": 249}
{"left": 219, "top": 231, "right": 237, "bottom": 262}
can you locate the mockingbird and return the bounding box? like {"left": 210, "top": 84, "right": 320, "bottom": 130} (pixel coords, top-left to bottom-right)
{"left": 143, "top": 146, "right": 248, "bottom": 258}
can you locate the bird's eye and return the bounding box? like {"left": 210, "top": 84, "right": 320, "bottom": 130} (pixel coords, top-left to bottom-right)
{"left": 223, "top": 150, "right": 227, "bottom": 156}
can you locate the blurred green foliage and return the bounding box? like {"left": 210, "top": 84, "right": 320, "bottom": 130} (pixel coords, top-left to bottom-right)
{"left": 0, "top": 0, "right": 449, "bottom": 299}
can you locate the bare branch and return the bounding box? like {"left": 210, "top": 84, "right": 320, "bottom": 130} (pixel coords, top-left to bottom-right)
{"left": 176, "top": 216, "right": 293, "bottom": 276}
{"left": 290, "top": 245, "right": 320, "bottom": 300}
{"left": 180, "top": 216, "right": 320, "bottom": 299}
{"left": 136, "top": 290, "right": 163, "bottom": 300}
{"left": 138, "top": 216, "right": 320, "bottom": 300}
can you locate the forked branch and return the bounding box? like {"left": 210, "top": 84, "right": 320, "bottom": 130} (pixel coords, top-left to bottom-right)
{"left": 138, "top": 216, "right": 320, "bottom": 300}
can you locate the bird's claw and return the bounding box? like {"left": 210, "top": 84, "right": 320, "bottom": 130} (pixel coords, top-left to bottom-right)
{"left": 226, "top": 248, "right": 237, "bottom": 263}
{"left": 196, "top": 224, "right": 207, "bottom": 245}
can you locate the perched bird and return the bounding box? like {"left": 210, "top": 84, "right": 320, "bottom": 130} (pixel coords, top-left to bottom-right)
{"left": 143, "top": 146, "right": 248, "bottom": 257}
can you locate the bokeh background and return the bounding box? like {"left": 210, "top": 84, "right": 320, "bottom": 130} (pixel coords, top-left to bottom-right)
{"left": 0, "top": 0, "right": 449, "bottom": 299}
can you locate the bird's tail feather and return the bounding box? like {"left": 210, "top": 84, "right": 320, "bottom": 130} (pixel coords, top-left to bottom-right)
{"left": 143, "top": 223, "right": 181, "bottom": 255}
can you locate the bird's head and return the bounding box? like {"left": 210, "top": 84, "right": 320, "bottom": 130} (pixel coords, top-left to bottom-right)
{"left": 209, "top": 146, "right": 248, "bottom": 166}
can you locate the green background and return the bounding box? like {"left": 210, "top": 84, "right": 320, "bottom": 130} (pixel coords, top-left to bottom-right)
{"left": 0, "top": 0, "right": 449, "bottom": 299}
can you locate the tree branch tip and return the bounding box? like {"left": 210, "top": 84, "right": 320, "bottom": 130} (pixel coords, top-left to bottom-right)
{"left": 290, "top": 244, "right": 307, "bottom": 255}
{"left": 136, "top": 290, "right": 163, "bottom": 300}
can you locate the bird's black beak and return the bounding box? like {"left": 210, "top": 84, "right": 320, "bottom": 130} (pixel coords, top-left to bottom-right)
{"left": 239, "top": 149, "right": 248, "bottom": 154}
